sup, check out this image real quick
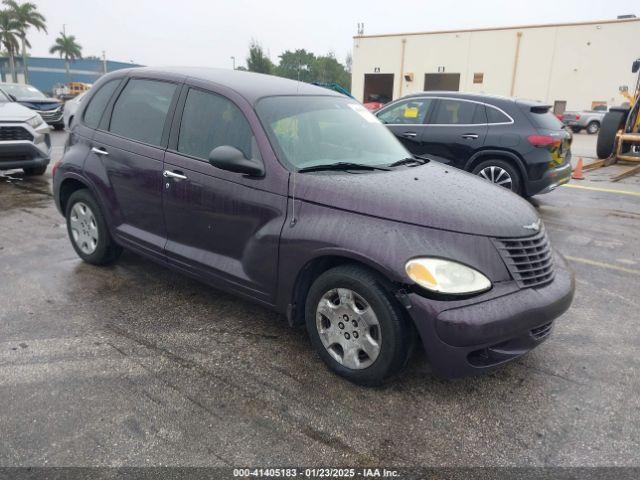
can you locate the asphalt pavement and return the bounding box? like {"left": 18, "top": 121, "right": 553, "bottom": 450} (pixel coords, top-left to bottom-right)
{"left": 0, "top": 131, "right": 639, "bottom": 467}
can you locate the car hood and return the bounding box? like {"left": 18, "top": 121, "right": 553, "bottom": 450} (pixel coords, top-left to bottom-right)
{"left": 294, "top": 161, "right": 540, "bottom": 238}
{"left": 17, "top": 98, "right": 62, "bottom": 110}
{"left": 0, "top": 101, "right": 39, "bottom": 121}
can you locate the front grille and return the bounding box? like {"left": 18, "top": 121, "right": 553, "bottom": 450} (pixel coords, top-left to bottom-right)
{"left": 0, "top": 126, "right": 33, "bottom": 141}
{"left": 531, "top": 322, "right": 553, "bottom": 340}
{"left": 495, "top": 228, "right": 555, "bottom": 288}
{"left": 39, "top": 109, "right": 62, "bottom": 120}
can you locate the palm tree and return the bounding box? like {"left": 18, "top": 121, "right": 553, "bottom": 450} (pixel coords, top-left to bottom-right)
{"left": 49, "top": 31, "right": 81, "bottom": 81}
{"left": 0, "top": 10, "right": 20, "bottom": 82}
{"left": 3, "top": 1, "right": 46, "bottom": 83}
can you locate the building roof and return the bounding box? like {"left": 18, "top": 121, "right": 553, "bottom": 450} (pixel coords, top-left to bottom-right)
{"left": 122, "top": 66, "right": 341, "bottom": 104}
{"left": 354, "top": 17, "right": 640, "bottom": 39}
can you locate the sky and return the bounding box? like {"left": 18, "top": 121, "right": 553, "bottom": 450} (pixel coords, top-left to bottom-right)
{"left": 27, "top": 0, "right": 638, "bottom": 68}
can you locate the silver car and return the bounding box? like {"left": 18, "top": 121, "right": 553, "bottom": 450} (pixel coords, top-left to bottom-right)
{"left": 63, "top": 90, "right": 89, "bottom": 129}
{"left": 0, "top": 90, "right": 51, "bottom": 176}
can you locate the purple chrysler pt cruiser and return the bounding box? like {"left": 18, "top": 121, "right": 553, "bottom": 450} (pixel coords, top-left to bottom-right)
{"left": 53, "top": 67, "right": 574, "bottom": 385}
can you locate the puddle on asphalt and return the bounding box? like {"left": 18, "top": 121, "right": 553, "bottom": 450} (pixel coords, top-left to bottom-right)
{"left": 0, "top": 172, "right": 54, "bottom": 211}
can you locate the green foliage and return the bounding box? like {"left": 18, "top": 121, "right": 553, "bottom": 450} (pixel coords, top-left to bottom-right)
{"left": 49, "top": 31, "right": 82, "bottom": 61}
{"left": 0, "top": 9, "right": 19, "bottom": 54}
{"left": 3, "top": 1, "right": 46, "bottom": 36}
{"left": 246, "top": 40, "right": 274, "bottom": 74}
{"left": 244, "top": 41, "right": 352, "bottom": 91}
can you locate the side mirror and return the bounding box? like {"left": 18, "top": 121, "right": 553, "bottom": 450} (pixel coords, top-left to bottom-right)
{"left": 208, "top": 146, "right": 264, "bottom": 177}
{"left": 632, "top": 59, "right": 640, "bottom": 74}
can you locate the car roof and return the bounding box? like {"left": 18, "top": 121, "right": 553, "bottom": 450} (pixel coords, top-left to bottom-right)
{"left": 108, "top": 66, "right": 344, "bottom": 104}
{"left": 401, "top": 90, "right": 551, "bottom": 108}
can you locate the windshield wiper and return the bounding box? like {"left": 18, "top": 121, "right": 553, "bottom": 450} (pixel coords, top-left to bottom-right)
{"left": 388, "top": 155, "right": 429, "bottom": 168}
{"left": 297, "top": 162, "right": 390, "bottom": 173}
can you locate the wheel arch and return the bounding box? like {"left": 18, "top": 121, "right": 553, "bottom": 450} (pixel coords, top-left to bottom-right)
{"left": 58, "top": 176, "right": 92, "bottom": 214}
{"left": 464, "top": 149, "right": 528, "bottom": 181}
{"left": 287, "top": 253, "right": 404, "bottom": 327}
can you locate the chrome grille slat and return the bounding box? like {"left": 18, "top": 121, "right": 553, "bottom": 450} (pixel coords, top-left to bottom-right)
{"left": 494, "top": 227, "right": 555, "bottom": 288}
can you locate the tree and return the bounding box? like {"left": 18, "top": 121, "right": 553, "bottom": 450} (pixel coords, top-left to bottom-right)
{"left": 246, "top": 40, "right": 273, "bottom": 74}
{"left": 275, "top": 49, "right": 316, "bottom": 82}
{"left": 311, "top": 52, "right": 351, "bottom": 90}
{"left": 3, "top": 0, "right": 46, "bottom": 83}
{"left": 49, "top": 31, "right": 82, "bottom": 81}
{"left": 0, "top": 10, "right": 19, "bottom": 82}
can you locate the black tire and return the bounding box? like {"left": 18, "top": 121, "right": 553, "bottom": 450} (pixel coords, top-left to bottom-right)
{"left": 570, "top": 127, "right": 581, "bottom": 134}
{"left": 597, "top": 110, "right": 628, "bottom": 159}
{"left": 471, "top": 158, "right": 522, "bottom": 195}
{"left": 586, "top": 121, "right": 600, "bottom": 135}
{"left": 53, "top": 123, "right": 65, "bottom": 131}
{"left": 65, "top": 189, "right": 122, "bottom": 265}
{"left": 305, "top": 265, "right": 414, "bottom": 386}
{"left": 23, "top": 165, "right": 47, "bottom": 176}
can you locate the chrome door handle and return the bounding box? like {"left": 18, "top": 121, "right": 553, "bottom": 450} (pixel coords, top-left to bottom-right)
{"left": 461, "top": 134, "right": 479, "bottom": 139}
{"left": 401, "top": 132, "right": 417, "bottom": 138}
{"left": 91, "top": 147, "right": 109, "bottom": 155}
{"left": 163, "top": 170, "right": 188, "bottom": 180}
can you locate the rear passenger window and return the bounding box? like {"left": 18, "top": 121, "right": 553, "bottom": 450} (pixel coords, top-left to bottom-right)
{"left": 83, "top": 80, "right": 120, "bottom": 129}
{"left": 433, "top": 99, "right": 483, "bottom": 125}
{"left": 109, "top": 79, "right": 177, "bottom": 146}
{"left": 487, "top": 106, "right": 511, "bottom": 124}
{"left": 177, "top": 89, "right": 256, "bottom": 161}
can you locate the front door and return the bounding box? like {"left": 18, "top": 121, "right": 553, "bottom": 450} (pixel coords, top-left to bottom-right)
{"left": 376, "top": 97, "right": 435, "bottom": 156}
{"left": 162, "top": 87, "right": 286, "bottom": 304}
{"left": 420, "top": 98, "right": 488, "bottom": 169}
{"left": 91, "top": 78, "right": 179, "bottom": 259}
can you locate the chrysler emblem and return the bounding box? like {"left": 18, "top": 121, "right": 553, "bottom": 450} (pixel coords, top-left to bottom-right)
{"left": 523, "top": 219, "right": 541, "bottom": 231}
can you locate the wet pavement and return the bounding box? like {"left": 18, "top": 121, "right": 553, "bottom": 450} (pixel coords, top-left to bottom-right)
{"left": 1, "top": 131, "right": 639, "bottom": 467}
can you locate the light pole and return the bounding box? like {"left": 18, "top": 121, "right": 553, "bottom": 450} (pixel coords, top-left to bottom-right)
{"left": 230, "top": 56, "right": 236, "bottom": 70}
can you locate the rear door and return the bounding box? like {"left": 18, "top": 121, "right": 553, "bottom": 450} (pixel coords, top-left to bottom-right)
{"left": 376, "top": 98, "right": 435, "bottom": 155}
{"left": 90, "top": 78, "right": 180, "bottom": 259}
{"left": 162, "top": 86, "right": 287, "bottom": 304}
{"left": 420, "top": 98, "right": 488, "bottom": 169}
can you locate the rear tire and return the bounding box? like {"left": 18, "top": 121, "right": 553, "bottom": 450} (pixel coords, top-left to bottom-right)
{"left": 570, "top": 127, "right": 581, "bottom": 134}
{"left": 597, "top": 110, "right": 628, "bottom": 159}
{"left": 305, "top": 265, "right": 413, "bottom": 386}
{"left": 65, "top": 189, "right": 122, "bottom": 265}
{"left": 471, "top": 159, "right": 522, "bottom": 195}
{"left": 23, "top": 165, "right": 47, "bottom": 176}
{"left": 586, "top": 121, "right": 600, "bottom": 135}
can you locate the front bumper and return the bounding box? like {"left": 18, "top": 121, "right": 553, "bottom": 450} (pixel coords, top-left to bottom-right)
{"left": 407, "top": 253, "right": 575, "bottom": 378}
{"left": 0, "top": 122, "right": 51, "bottom": 171}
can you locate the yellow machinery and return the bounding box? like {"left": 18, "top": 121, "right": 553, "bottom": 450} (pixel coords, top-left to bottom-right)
{"left": 591, "top": 58, "right": 640, "bottom": 181}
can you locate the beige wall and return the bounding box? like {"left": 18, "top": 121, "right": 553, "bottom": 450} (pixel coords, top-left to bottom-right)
{"left": 351, "top": 19, "right": 640, "bottom": 111}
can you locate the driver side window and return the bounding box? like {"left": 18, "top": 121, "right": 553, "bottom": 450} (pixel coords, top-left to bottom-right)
{"left": 177, "top": 88, "right": 259, "bottom": 161}
{"left": 377, "top": 98, "right": 433, "bottom": 125}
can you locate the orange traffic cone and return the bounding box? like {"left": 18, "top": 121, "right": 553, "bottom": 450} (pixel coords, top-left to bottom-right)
{"left": 572, "top": 157, "right": 585, "bottom": 180}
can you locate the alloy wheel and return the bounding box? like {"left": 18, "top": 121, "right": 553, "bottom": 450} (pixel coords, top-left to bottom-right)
{"left": 69, "top": 202, "right": 99, "bottom": 255}
{"left": 315, "top": 288, "right": 381, "bottom": 370}
{"left": 478, "top": 166, "right": 513, "bottom": 190}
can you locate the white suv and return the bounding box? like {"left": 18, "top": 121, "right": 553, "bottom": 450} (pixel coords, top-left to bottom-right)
{"left": 0, "top": 90, "right": 51, "bottom": 176}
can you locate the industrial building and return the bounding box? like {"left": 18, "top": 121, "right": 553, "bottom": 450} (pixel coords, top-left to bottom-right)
{"left": 351, "top": 17, "right": 640, "bottom": 113}
{"left": 0, "top": 56, "right": 141, "bottom": 95}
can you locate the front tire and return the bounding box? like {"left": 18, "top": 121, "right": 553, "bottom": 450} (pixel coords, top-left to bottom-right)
{"left": 471, "top": 159, "right": 522, "bottom": 195}
{"left": 305, "top": 265, "right": 413, "bottom": 386}
{"left": 65, "top": 189, "right": 122, "bottom": 265}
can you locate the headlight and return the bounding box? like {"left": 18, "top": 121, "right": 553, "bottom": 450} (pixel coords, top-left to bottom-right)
{"left": 405, "top": 258, "right": 491, "bottom": 295}
{"left": 26, "top": 115, "right": 44, "bottom": 128}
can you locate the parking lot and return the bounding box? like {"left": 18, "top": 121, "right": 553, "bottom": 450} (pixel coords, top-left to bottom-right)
{"left": 1, "top": 130, "right": 639, "bottom": 467}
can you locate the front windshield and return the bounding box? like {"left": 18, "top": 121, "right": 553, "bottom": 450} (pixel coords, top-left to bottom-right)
{"left": 256, "top": 96, "right": 409, "bottom": 170}
{"left": 1, "top": 84, "right": 46, "bottom": 100}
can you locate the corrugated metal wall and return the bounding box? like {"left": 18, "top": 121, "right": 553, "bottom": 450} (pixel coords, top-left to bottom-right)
{"left": 0, "top": 57, "right": 143, "bottom": 94}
